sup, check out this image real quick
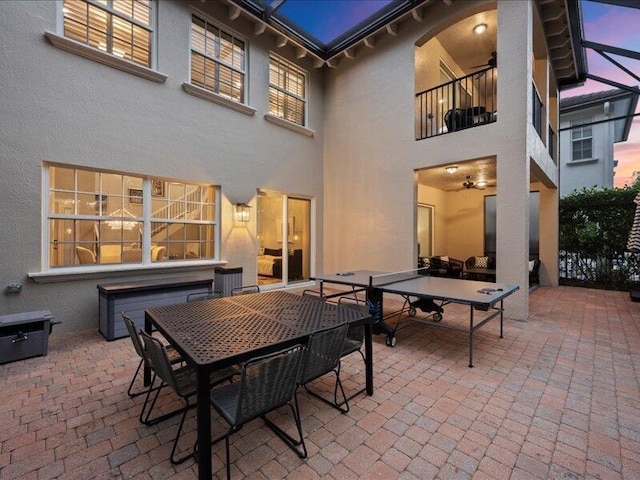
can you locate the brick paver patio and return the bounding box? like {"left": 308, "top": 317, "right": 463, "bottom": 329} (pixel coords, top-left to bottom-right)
{"left": 1, "top": 286, "right": 639, "bottom": 479}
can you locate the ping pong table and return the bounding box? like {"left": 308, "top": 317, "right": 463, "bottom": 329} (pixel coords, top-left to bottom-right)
{"left": 310, "top": 269, "right": 519, "bottom": 367}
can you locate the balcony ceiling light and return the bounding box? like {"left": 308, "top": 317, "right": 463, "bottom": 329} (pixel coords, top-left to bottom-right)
{"left": 473, "top": 23, "right": 487, "bottom": 35}
{"left": 445, "top": 165, "right": 458, "bottom": 174}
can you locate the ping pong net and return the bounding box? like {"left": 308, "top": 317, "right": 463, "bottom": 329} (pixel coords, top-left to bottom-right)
{"left": 369, "top": 268, "right": 428, "bottom": 288}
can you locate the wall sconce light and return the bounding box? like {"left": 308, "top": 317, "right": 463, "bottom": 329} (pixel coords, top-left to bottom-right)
{"left": 473, "top": 23, "right": 487, "bottom": 35}
{"left": 235, "top": 203, "right": 251, "bottom": 223}
{"left": 445, "top": 165, "right": 458, "bottom": 174}
{"left": 476, "top": 180, "right": 488, "bottom": 188}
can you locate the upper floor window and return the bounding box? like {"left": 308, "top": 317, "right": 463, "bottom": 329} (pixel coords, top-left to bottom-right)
{"left": 46, "top": 164, "right": 218, "bottom": 269}
{"left": 269, "top": 53, "right": 307, "bottom": 126}
{"left": 190, "top": 15, "right": 246, "bottom": 103}
{"left": 572, "top": 124, "right": 593, "bottom": 161}
{"left": 62, "top": 0, "right": 153, "bottom": 68}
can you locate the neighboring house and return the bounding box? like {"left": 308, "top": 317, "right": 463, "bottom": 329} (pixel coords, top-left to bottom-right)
{"left": 0, "top": 0, "right": 585, "bottom": 332}
{"left": 559, "top": 88, "right": 639, "bottom": 196}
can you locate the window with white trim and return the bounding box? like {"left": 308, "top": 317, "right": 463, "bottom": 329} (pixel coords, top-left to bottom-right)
{"left": 571, "top": 124, "right": 593, "bottom": 161}
{"left": 269, "top": 53, "right": 307, "bottom": 126}
{"left": 62, "top": 0, "right": 153, "bottom": 68}
{"left": 46, "top": 164, "right": 218, "bottom": 268}
{"left": 190, "top": 15, "right": 246, "bottom": 103}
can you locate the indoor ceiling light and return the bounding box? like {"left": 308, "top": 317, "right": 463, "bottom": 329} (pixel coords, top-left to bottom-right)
{"left": 473, "top": 23, "right": 487, "bottom": 35}
{"left": 476, "top": 180, "right": 488, "bottom": 187}
{"left": 445, "top": 165, "right": 458, "bottom": 174}
{"left": 105, "top": 208, "right": 138, "bottom": 230}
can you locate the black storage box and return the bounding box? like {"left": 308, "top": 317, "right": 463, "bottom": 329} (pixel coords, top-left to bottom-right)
{"left": 0, "top": 310, "right": 53, "bottom": 364}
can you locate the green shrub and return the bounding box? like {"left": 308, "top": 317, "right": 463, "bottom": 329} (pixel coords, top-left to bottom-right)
{"left": 559, "top": 185, "right": 640, "bottom": 290}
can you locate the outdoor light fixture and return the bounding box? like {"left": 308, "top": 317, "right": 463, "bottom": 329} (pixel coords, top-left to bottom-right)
{"left": 477, "top": 180, "right": 488, "bottom": 188}
{"left": 235, "top": 203, "right": 251, "bottom": 223}
{"left": 445, "top": 165, "right": 458, "bottom": 174}
{"left": 473, "top": 23, "right": 487, "bottom": 35}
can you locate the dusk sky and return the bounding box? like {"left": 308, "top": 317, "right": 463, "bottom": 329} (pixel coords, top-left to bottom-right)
{"left": 562, "top": 0, "right": 640, "bottom": 188}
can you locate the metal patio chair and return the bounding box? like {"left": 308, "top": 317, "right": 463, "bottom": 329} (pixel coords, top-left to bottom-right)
{"left": 230, "top": 285, "right": 260, "bottom": 296}
{"left": 140, "top": 331, "right": 238, "bottom": 464}
{"left": 186, "top": 290, "right": 223, "bottom": 302}
{"left": 121, "top": 311, "right": 182, "bottom": 399}
{"left": 297, "top": 322, "right": 350, "bottom": 415}
{"left": 209, "top": 344, "right": 305, "bottom": 479}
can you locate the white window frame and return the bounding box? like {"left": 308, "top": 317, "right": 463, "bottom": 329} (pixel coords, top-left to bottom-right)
{"left": 34, "top": 163, "right": 221, "bottom": 279}
{"left": 267, "top": 52, "right": 308, "bottom": 127}
{"left": 571, "top": 122, "right": 593, "bottom": 161}
{"left": 45, "top": 0, "right": 166, "bottom": 83}
{"left": 189, "top": 13, "right": 247, "bottom": 104}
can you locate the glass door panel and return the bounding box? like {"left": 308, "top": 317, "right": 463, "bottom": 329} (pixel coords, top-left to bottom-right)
{"left": 287, "top": 197, "right": 310, "bottom": 284}
{"left": 257, "top": 191, "right": 311, "bottom": 288}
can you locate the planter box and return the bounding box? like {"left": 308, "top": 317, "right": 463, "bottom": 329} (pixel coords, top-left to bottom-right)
{"left": 98, "top": 275, "right": 213, "bottom": 340}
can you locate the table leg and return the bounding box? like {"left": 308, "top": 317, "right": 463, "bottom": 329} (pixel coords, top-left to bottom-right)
{"left": 143, "top": 313, "right": 152, "bottom": 386}
{"left": 468, "top": 306, "right": 474, "bottom": 368}
{"left": 499, "top": 299, "right": 504, "bottom": 338}
{"left": 196, "top": 367, "right": 212, "bottom": 480}
{"left": 364, "top": 321, "right": 374, "bottom": 395}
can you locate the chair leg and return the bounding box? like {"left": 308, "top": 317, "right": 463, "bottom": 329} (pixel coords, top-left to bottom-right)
{"left": 127, "top": 358, "right": 146, "bottom": 398}
{"left": 139, "top": 373, "right": 163, "bottom": 425}
{"left": 139, "top": 374, "right": 191, "bottom": 426}
{"left": 332, "top": 364, "right": 349, "bottom": 413}
{"left": 336, "top": 350, "right": 367, "bottom": 408}
{"left": 170, "top": 397, "right": 193, "bottom": 464}
{"left": 262, "top": 395, "right": 307, "bottom": 458}
{"left": 303, "top": 367, "right": 350, "bottom": 414}
{"left": 225, "top": 434, "right": 231, "bottom": 480}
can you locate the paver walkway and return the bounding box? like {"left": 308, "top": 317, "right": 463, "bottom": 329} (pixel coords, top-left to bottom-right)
{"left": 1, "top": 286, "right": 639, "bottom": 479}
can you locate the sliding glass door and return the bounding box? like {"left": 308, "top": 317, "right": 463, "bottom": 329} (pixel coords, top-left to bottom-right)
{"left": 257, "top": 191, "right": 311, "bottom": 289}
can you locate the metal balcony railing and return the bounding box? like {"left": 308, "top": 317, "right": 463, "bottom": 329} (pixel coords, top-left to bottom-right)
{"left": 415, "top": 66, "right": 497, "bottom": 140}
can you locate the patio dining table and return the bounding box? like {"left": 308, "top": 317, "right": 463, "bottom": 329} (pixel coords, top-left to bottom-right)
{"left": 144, "top": 290, "right": 373, "bottom": 480}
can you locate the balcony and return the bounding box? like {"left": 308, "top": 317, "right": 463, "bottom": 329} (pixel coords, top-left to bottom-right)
{"left": 416, "top": 66, "right": 497, "bottom": 140}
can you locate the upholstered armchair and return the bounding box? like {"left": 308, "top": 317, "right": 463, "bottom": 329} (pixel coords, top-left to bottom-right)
{"left": 429, "top": 256, "right": 464, "bottom": 278}
{"left": 529, "top": 258, "right": 541, "bottom": 285}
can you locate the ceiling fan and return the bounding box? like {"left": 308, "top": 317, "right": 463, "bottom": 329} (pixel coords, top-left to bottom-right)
{"left": 458, "top": 175, "right": 488, "bottom": 191}
{"left": 472, "top": 51, "right": 497, "bottom": 69}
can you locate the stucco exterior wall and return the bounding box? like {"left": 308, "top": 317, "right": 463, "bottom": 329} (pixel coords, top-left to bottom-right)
{"left": 323, "top": 0, "right": 555, "bottom": 320}
{"left": 0, "top": 0, "right": 325, "bottom": 332}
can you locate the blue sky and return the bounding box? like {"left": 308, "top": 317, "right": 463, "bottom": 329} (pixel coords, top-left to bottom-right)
{"left": 277, "top": 0, "right": 393, "bottom": 44}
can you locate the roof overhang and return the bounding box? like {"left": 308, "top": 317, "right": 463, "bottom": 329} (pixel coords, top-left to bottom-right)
{"left": 538, "top": 0, "right": 588, "bottom": 89}
{"left": 218, "top": 0, "right": 588, "bottom": 78}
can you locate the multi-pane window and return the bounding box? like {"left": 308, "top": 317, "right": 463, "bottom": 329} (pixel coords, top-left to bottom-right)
{"left": 47, "top": 165, "right": 217, "bottom": 268}
{"left": 190, "top": 15, "right": 246, "bottom": 103}
{"left": 269, "top": 54, "right": 307, "bottom": 126}
{"left": 62, "top": 0, "right": 153, "bottom": 68}
{"left": 572, "top": 124, "right": 593, "bottom": 161}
